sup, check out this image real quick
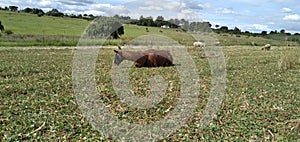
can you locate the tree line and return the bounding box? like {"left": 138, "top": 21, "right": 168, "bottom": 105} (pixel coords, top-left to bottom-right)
{"left": 0, "top": 6, "right": 96, "bottom": 20}
{"left": 129, "top": 16, "right": 181, "bottom": 28}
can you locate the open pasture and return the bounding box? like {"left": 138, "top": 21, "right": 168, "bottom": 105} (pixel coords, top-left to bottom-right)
{"left": 0, "top": 45, "right": 299, "bottom": 141}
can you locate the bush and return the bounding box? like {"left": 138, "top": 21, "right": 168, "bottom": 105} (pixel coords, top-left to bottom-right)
{"left": 4, "top": 30, "right": 13, "bottom": 35}
{"left": 37, "top": 12, "right": 44, "bottom": 17}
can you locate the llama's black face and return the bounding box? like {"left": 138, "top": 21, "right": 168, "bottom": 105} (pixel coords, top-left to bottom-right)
{"left": 114, "top": 50, "right": 124, "bottom": 65}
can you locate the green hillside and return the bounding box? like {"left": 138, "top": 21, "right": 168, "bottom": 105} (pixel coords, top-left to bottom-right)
{"left": 0, "top": 11, "right": 89, "bottom": 36}
{"left": 0, "top": 10, "right": 298, "bottom": 47}
{"left": 0, "top": 11, "right": 197, "bottom": 46}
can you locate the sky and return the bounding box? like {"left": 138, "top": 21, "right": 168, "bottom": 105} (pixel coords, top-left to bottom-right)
{"left": 1, "top": 0, "right": 300, "bottom": 33}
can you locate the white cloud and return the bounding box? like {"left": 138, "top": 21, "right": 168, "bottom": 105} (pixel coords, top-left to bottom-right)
{"left": 38, "top": 0, "right": 52, "bottom": 7}
{"left": 141, "top": 0, "right": 183, "bottom": 11}
{"left": 198, "top": 3, "right": 211, "bottom": 9}
{"left": 92, "top": 3, "right": 112, "bottom": 9}
{"left": 252, "top": 24, "right": 271, "bottom": 31}
{"left": 139, "top": 6, "right": 163, "bottom": 11}
{"left": 110, "top": 5, "right": 129, "bottom": 15}
{"left": 87, "top": 4, "right": 129, "bottom": 16}
{"left": 283, "top": 14, "right": 300, "bottom": 21}
{"left": 239, "top": 24, "right": 271, "bottom": 32}
{"left": 177, "top": 9, "right": 201, "bottom": 20}
{"left": 180, "top": 0, "right": 207, "bottom": 10}
{"left": 216, "top": 8, "right": 235, "bottom": 14}
{"left": 124, "top": 0, "right": 204, "bottom": 21}
{"left": 281, "top": 8, "right": 292, "bottom": 13}
{"left": 82, "top": 10, "right": 105, "bottom": 15}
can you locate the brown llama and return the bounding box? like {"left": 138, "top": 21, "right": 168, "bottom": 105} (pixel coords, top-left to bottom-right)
{"left": 261, "top": 44, "right": 271, "bottom": 50}
{"left": 113, "top": 46, "right": 173, "bottom": 67}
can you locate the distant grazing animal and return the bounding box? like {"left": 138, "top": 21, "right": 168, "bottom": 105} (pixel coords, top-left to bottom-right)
{"left": 214, "top": 41, "right": 220, "bottom": 46}
{"left": 193, "top": 41, "right": 206, "bottom": 48}
{"left": 261, "top": 44, "right": 271, "bottom": 50}
{"left": 114, "top": 46, "right": 173, "bottom": 67}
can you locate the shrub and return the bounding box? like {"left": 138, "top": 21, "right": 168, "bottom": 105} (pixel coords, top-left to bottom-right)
{"left": 4, "top": 30, "right": 13, "bottom": 35}
{"left": 37, "top": 11, "right": 44, "bottom": 17}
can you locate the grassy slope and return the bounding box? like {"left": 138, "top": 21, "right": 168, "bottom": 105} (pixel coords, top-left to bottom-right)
{"left": 0, "top": 11, "right": 196, "bottom": 46}
{"left": 217, "top": 33, "right": 299, "bottom": 46}
{"left": 0, "top": 11, "right": 89, "bottom": 36}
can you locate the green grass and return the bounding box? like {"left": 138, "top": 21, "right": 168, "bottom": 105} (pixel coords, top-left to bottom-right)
{"left": 0, "top": 11, "right": 299, "bottom": 141}
{"left": 217, "top": 34, "right": 299, "bottom": 46}
{"left": 121, "top": 24, "right": 195, "bottom": 46}
{"left": 0, "top": 46, "right": 299, "bottom": 141}
{"left": 78, "top": 24, "right": 196, "bottom": 46}
{"left": 0, "top": 34, "right": 80, "bottom": 46}
{"left": 0, "top": 11, "right": 89, "bottom": 46}
{"left": 0, "top": 11, "right": 89, "bottom": 36}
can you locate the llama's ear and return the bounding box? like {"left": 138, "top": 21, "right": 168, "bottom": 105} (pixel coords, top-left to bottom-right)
{"left": 118, "top": 46, "right": 122, "bottom": 50}
{"left": 114, "top": 50, "right": 118, "bottom": 53}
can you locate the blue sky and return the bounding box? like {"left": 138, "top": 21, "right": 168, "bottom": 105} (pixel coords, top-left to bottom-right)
{"left": 1, "top": 0, "right": 300, "bottom": 33}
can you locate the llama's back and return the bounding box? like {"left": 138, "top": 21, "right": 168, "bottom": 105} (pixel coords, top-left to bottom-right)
{"left": 144, "top": 49, "right": 173, "bottom": 67}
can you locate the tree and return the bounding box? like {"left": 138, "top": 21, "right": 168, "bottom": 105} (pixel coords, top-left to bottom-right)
{"left": 33, "top": 8, "right": 45, "bottom": 15}
{"left": 244, "top": 31, "right": 251, "bottom": 34}
{"left": 137, "top": 16, "right": 155, "bottom": 26}
{"left": 23, "top": 7, "right": 33, "bottom": 13}
{"left": 22, "top": 8, "right": 44, "bottom": 16}
{"left": 4, "top": 7, "right": 9, "bottom": 11}
{"left": 261, "top": 31, "right": 268, "bottom": 36}
{"left": 113, "top": 14, "right": 120, "bottom": 19}
{"left": 9, "top": 6, "right": 18, "bottom": 12}
{"left": 219, "top": 26, "right": 229, "bottom": 32}
{"left": 0, "top": 21, "right": 4, "bottom": 32}
{"left": 285, "top": 32, "right": 291, "bottom": 36}
{"left": 244, "top": 31, "right": 252, "bottom": 36}
{"left": 37, "top": 11, "right": 45, "bottom": 17}
{"left": 139, "top": 15, "right": 144, "bottom": 20}
{"left": 280, "top": 29, "right": 285, "bottom": 34}
{"left": 233, "top": 27, "right": 241, "bottom": 34}
{"left": 46, "top": 9, "right": 64, "bottom": 17}
{"left": 168, "top": 18, "right": 181, "bottom": 26}
{"left": 269, "top": 30, "right": 278, "bottom": 34}
{"left": 154, "top": 16, "right": 165, "bottom": 27}
{"left": 156, "top": 16, "right": 164, "bottom": 21}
